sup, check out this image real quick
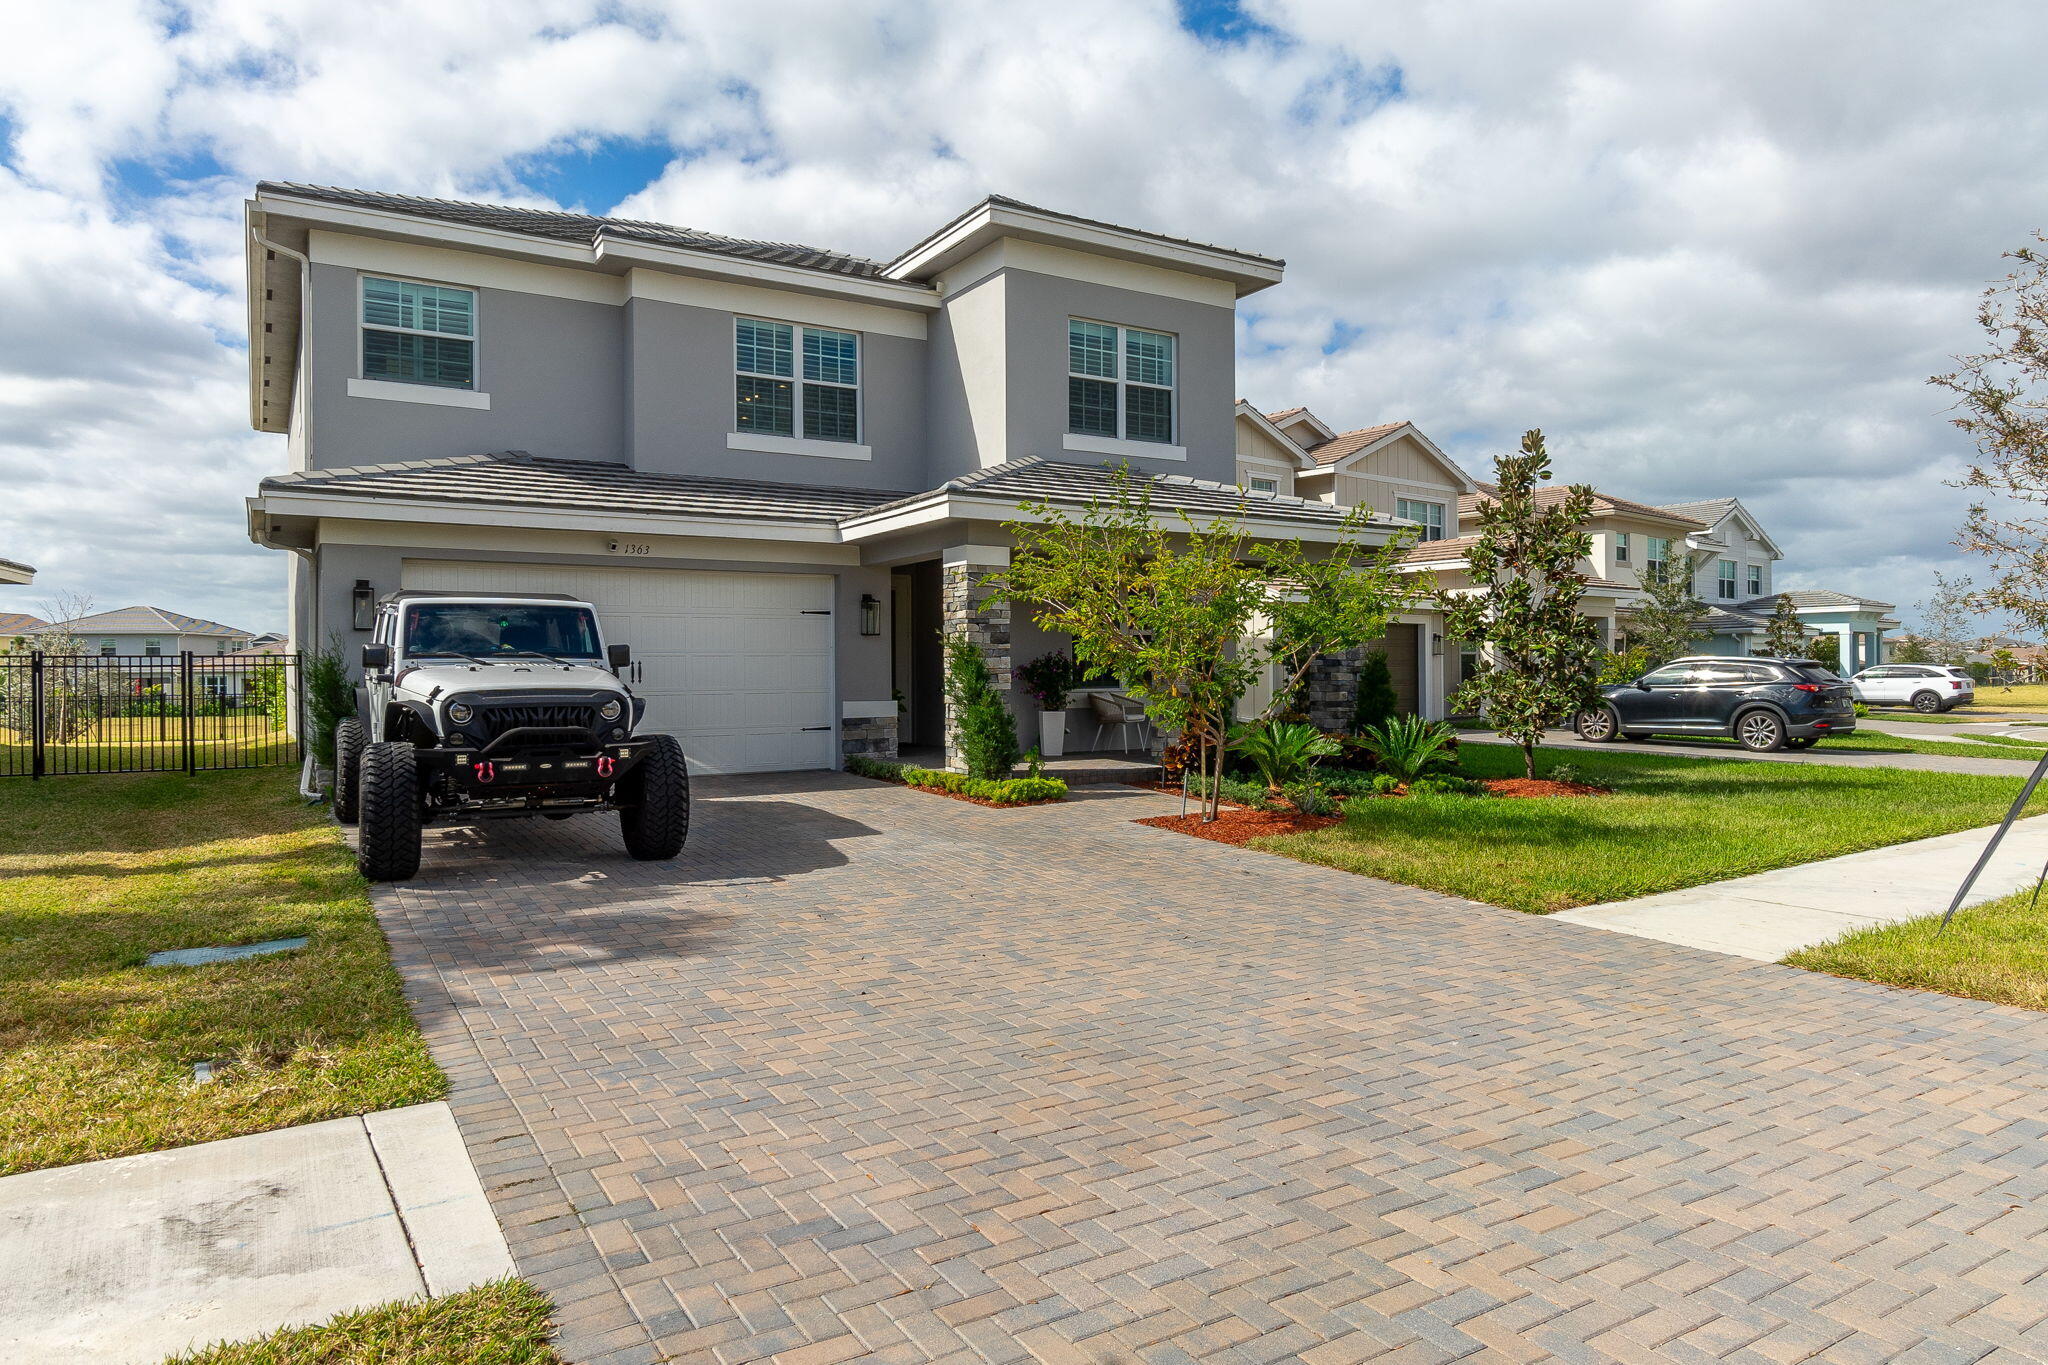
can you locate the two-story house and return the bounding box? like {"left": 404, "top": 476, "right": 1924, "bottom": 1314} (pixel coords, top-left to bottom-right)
{"left": 23, "top": 606, "right": 253, "bottom": 658}
{"left": 243, "top": 186, "right": 1409, "bottom": 773}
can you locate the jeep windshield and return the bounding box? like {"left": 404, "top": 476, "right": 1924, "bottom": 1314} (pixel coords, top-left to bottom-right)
{"left": 401, "top": 603, "right": 602, "bottom": 661}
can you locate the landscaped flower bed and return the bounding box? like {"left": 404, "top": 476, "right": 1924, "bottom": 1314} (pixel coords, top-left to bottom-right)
{"left": 844, "top": 755, "right": 1068, "bottom": 806}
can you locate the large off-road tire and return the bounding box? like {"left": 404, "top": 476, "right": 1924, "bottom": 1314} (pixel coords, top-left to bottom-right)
{"left": 332, "top": 718, "right": 366, "bottom": 825}
{"left": 619, "top": 734, "right": 690, "bottom": 861}
{"left": 1735, "top": 708, "right": 1788, "bottom": 753}
{"left": 1574, "top": 707, "right": 1620, "bottom": 743}
{"left": 356, "top": 742, "right": 423, "bottom": 882}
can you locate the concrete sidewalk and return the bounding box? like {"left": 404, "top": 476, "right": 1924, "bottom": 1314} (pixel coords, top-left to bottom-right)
{"left": 1553, "top": 812, "right": 2048, "bottom": 960}
{"left": 0, "top": 1102, "right": 512, "bottom": 1365}
{"left": 1463, "top": 727, "right": 2042, "bottom": 775}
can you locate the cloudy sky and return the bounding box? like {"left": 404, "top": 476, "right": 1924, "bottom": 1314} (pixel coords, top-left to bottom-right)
{"left": 1, "top": 0, "right": 2041, "bottom": 634}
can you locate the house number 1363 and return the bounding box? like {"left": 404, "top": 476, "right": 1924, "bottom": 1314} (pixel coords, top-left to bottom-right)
{"left": 608, "top": 540, "right": 654, "bottom": 556}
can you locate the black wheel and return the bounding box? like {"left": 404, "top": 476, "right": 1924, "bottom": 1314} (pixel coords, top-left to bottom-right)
{"left": 1912, "top": 691, "right": 1942, "bottom": 713}
{"left": 1785, "top": 736, "right": 1818, "bottom": 750}
{"left": 619, "top": 734, "right": 690, "bottom": 861}
{"left": 1735, "top": 709, "right": 1787, "bottom": 752}
{"left": 332, "top": 718, "right": 365, "bottom": 825}
{"left": 356, "top": 742, "right": 422, "bottom": 882}
{"left": 1574, "top": 707, "right": 1620, "bottom": 743}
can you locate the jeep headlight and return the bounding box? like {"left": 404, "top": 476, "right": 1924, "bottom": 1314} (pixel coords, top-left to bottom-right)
{"left": 447, "top": 702, "right": 474, "bottom": 725}
{"left": 598, "top": 698, "right": 623, "bottom": 722}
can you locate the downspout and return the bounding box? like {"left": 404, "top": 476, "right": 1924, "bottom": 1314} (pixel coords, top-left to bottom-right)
{"left": 248, "top": 213, "right": 322, "bottom": 801}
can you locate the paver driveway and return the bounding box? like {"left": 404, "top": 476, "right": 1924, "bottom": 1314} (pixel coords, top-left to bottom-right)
{"left": 375, "top": 773, "right": 2048, "bottom": 1365}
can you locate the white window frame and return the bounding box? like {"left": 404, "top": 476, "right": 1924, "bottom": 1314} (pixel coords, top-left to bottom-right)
{"left": 1747, "top": 564, "right": 1763, "bottom": 596}
{"left": 143, "top": 639, "right": 163, "bottom": 658}
{"left": 358, "top": 274, "right": 479, "bottom": 392}
{"left": 1645, "top": 536, "right": 1671, "bottom": 579}
{"left": 99, "top": 638, "right": 116, "bottom": 657}
{"left": 1396, "top": 498, "right": 1447, "bottom": 541}
{"left": 733, "top": 316, "right": 864, "bottom": 446}
{"left": 1614, "top": 532, "right": 1630, "bottom": 564}
{"left": 1716, "top": 559, "right": 1738, "bottom": 600}
{"left": 1066, "top": 318, "right": 1177, "bottom": 446}
{"left": 1247, "top": 476, "right": 1279, "bottom": 495}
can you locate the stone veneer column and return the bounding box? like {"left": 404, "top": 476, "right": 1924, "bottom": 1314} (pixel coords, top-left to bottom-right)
{"left": 840, "top": 708, "right": 899, "bottom": 763}
{"left": 941, "top": 545, "right": 1011, "bottom": 773}
{"left": 1304, "top": 647, "right": 1364, "bottom": 732}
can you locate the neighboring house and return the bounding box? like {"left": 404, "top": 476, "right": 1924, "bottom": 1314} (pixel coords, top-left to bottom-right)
{"left": 241, "top": 184, "right": 1410, "bottom": 773}
{"left": 0, "top": 558, "right": 32, "bottom": 586}
{"left": 23, "top": 606, "right": 254, "bottom": 658}
{"left": 0, "top": 612, "right": 46, "bottom": 649}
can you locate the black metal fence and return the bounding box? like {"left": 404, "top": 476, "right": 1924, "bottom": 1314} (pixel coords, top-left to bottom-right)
{"left": 0, "top": 652, "right": 302, "bottom": 778}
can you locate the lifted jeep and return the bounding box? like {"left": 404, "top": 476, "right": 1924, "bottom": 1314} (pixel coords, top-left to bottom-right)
{"left": 334, "top": 590, "right": 689, "bottom": 882}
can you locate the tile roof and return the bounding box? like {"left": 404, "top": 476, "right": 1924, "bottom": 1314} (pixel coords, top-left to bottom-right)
{"left": 1264, "top": 407, "right": 1310, "bottom": 422}
{"left": 1304, "top": 421, "right": 1408, "bottom": 466}
{"left": 29, "top": 606, "right": 250, "bottom": 637}
{"left": 1738, "top": 589, "right": 1896, "bottom": 612}
{"left": 262, "top": 451, "right": 911, "bottom": 523}
{"left": 850, "top": 458, "right": 1368, "bottom": 529}
{"left": 258, "top": 182, "right": 890, "bottom": 279}
{"left": 1656, "top": 498, "right": 1739, "bottom": 526}
{"left": 1398, "top": 535, "right": 1630, "bottom": 591}
{"left": 893, "top": 194, "right": 1284, "bottom": 272}
{"left": 1459, "top": 483, "right": 1709, "bottom": 527}
{"left": 0, "top": 611, "right": 46, "bottom": 635}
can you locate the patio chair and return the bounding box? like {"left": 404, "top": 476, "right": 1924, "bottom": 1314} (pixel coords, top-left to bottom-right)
{"left": 1089, "top": 691, "right": 1150, "bottom": 753}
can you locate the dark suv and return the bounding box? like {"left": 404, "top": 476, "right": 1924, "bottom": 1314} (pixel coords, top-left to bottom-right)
{"left": 1574, "top": 656, "right": 1856, "bottom": 751}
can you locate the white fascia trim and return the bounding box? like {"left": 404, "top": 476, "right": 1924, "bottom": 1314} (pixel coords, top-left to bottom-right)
{"left": 1062, "top": 433, "right": 1187, "bottom": 462}
{"left": 842, "top": 493, "right": 1390, "bottom": 546}
{"left": 1721, "top": 499, "right": 1785, "bottom": 559}
{"left": 1325, "top": 425, "right": 1480, "bottom": 493}
{"left": 886, "top": 201, "right": 1284, "bottom": 293}
{"left": 1233, "top": 402, "right": 1319, "bottom": 469}
{"left": 346, "top": 378, "right": 492, "bottom": 410}
{"left": 251, "top": 489, "right": 846, "bottom": 544}
{"left": 727, "top": 432, "right": 874, "bottom": 462}
{"left": 594, "top": 238, "right": 937, "bottom": 311}
{"left": 257, "top": 193, "right": 593, "bottom": 267}
{"left": 842, "top": 700, "right": 898, "bottom": 720}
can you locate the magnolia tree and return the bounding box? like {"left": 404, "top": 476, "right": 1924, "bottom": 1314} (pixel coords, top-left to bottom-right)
{"left": 1440, "top": 431, "right": 1604, "bottom": 779}
{"left": 1761, "top": 593, "right": 1807, "bottom": 657}
{"left": 993, "top": 467, "right": 1413, "bottom": 821}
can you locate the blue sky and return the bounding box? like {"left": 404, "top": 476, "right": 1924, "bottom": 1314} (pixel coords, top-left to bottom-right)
{"left": 2, "top": 1, "right": 2044, "bottom": 635}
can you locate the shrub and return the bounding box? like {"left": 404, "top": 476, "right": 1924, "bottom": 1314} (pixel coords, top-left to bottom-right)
{"left": 1371, "top": 772, "right": 1405, "bottom": 796}
{"left": 1357, "top": 714, "right": 1460, "bottom": 785}
{"left": 1229, "top": 719, "right": 1340, "bottom": 797}
{"left": 846, "top": 753, "right": 1067, "bottom": 805}
{"left": 1282, "top": 780, "right": 1335, "bottom": 816}
{"left": 1408, "top": 775, "right": 1485, "bottom": 797}
{"left": 845, "top": 755, "right": 906, "bottom": 781}
{"left": 1351, "top": 651, "right": 1399, "bottom": 734}
{"left": 1853, "top": 701, "right": 1870, "bottom": 717}
{"left": 943, "top": 634, "right": 1020, "bottom": 779}
{"left": 1546, "top": 762, "right": 1585, "bottom": 785}
{"left": 303, "top": 638, "right": 356, "bottom": 768}
{"left": 1598, "top": 646, "right": 1654, "bottom": 686}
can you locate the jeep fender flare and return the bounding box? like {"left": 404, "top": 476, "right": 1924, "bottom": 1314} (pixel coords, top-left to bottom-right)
{"left": 383, "top": 697, "right": 437, "bottom": 742}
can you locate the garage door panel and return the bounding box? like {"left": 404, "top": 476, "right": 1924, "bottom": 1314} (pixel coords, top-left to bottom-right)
{"left": 401, "top": 560, "right": 836, "bottom": 774}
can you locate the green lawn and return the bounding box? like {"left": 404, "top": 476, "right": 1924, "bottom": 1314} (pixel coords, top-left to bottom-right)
{"left": 0, "top": 769, "right": 442, "bottom": 1175}
{"left": 1814, "top": 731, "right": 2045, "bottom": 760}
{"left": 1257, "top": 745, "right": 2046, "bottom": 913}
{"left": 1786, "top": 889, "right": 2048, "bottom": 1013}
{"left": 163, "top": 1280, "right": 559, "bottom": 1364}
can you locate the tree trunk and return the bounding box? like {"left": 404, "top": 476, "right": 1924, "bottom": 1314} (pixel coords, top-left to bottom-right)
{"left": 1522, "top": 739, "right": 1536, "bottom": 780}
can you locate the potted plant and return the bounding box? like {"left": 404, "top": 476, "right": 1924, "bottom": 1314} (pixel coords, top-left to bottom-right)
{"left": 1017, "top": 651, "right": 1083, "bottom": 757}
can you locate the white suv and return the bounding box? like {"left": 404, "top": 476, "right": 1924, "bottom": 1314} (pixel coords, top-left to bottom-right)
{"left": 1849, "top": 664, "right": 1975, "bottom": 713}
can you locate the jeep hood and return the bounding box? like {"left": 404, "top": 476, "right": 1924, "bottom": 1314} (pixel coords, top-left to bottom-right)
{"left": 396, "top": 660, "right": 626, "bottom": 697}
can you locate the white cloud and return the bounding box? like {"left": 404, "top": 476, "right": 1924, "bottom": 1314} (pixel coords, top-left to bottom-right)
{"left": 0, "top": 0, "right": 2042, "bottom": 632}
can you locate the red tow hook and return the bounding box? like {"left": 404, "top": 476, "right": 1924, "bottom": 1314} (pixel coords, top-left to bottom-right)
{"left": 597, "top": 755, "right": 616, "bottom": 779}
{"left": 474, "top": 760, "right": 496, "bottom": 784}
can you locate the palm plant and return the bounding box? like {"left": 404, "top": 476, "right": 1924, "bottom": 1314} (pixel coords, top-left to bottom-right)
{"left": 1357, "top": 714, "right": 1459, "bottom": 787}
{"left": 1229, "top": 720, "right": 1340, "bottom": 799}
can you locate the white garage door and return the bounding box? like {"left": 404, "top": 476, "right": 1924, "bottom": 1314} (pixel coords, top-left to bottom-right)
{"left": 401, "top": 560, "right": 836, "bottom": 774}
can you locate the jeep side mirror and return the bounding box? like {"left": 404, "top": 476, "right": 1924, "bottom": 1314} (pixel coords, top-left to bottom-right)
{"left": 607, "top": 644, "right": 631, "bottom": 670}
{"left": 362, "top": 643, "right": 391, "bottom": 672}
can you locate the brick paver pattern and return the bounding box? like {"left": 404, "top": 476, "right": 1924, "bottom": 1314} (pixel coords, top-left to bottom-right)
{"left": 376, "top": 774, "right": 2048, "bottom": 1364}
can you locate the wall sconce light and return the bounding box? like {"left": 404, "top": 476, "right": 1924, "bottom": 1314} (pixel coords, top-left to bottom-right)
{"left": 352, "top": 579, "right": 375, "bottom": 632}
{"left": 1430, "top": 632, "right": 1444, "bottom": 657}
{"left": 859, "top": 594, "right": 882, "bottom": 636}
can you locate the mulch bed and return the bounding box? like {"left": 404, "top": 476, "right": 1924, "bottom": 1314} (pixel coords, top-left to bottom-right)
{"left": 1481, "top": 777, "right": 1609, "bottom": 798}
{"left": 1135, "top": 807, "right": 1341, "bottom": 846}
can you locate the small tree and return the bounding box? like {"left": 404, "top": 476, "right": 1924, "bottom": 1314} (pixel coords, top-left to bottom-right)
{"left": 942, "top": 634, "right": 1020, "bottom": 779}
{"left": 1916, "top": 572, "right": 1976, "bottom": 665}
{"left": 1622, "top": 549, "right": 1710, "bottom": 665}
{"left": 1808, "top": 633, "right": 1842, "bottom": 672}
{"left": 1934, "top": 235, "right": 2048, "bottom": 633}
{"left": 1991, "top": 646, "right": 2020, "bottom": 689}
{"left": 1440, "top": 430, "right": 1604, "bottom": 779}
{"left": 303, "top": 637, "right": 356, "bottom": 767}
{"left": 1351, "top": 651, "right": 1398, "bottom": 734}
{"left": 994, "top": 466, "right": 1413, "bottom": 820}
{"left": 1890, "top": 633, "right": 1934, "bottom": 664}
{"left": 1761, "top": 593, "right": 1807, "bottom": 658}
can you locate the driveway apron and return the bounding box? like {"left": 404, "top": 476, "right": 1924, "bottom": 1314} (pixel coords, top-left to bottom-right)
{"left": 373, "top": 773, "right": 2048, "bottom": 1365}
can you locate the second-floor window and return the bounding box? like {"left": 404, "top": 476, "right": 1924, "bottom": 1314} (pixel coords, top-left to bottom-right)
{"left": 1645, "top": 536, "right": 1671, "bottom": 580}
{"left": 1747, "top": 564, "right": 1763, "bottom": 596}
{"left": 1614, "top": 533, "right": 1630, "bottom": 564}
{"left": 1068, "top": 320, "right": 1175, "bottom": 444}
{"left": 734, "top": 318, "right": 860, "bottom": 443}
{"left": 1396, "top": 498, "right": 1446, "bottom": 541}
{"left": 1717, "top": 560, "right": 1737, "bottom": 599}
{"left": 361, "top": 277, "right": 476, "bottom": 389}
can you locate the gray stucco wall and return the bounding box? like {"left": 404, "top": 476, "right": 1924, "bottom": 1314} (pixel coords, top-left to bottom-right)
{"left": 302, "top": 263, "right": 626, "bottom": 468}
{"left": 623, "top": 296, "right": 928, "bottom": 491}
{"left": 926, "top": 267, "right": 1239, "bottom": 485}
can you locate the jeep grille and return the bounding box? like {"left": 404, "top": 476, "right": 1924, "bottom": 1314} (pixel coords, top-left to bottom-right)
{"left": 472, "top": 701, "right": 601, "bottom": 740}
